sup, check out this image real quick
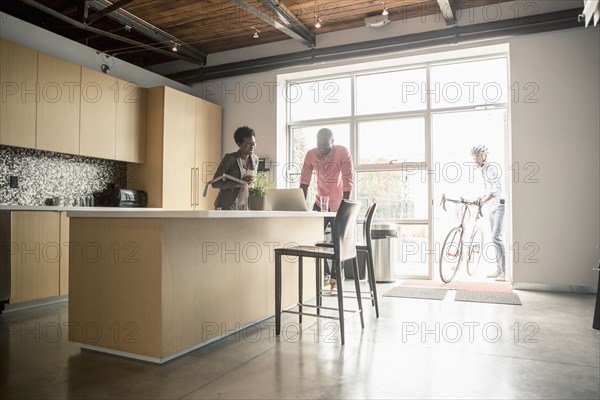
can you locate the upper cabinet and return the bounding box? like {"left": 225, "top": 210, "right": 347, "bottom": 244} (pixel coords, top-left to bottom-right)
{"left": 80, "top": 67, "right": 117, "bottom": 159}
{"left": 36, "top": 53, "right": 81, "bottom": 155}
{"left": 116, "top": 80, "right": 147, "bottom": 163}
{"left": 0, "top": 39, "right": 146, "bottom": 163}
{"left": 0, "top": 39, "right": 38, "bottom": 148}
{"left": 128, "top": 86, "right": 222, "bottom": 210}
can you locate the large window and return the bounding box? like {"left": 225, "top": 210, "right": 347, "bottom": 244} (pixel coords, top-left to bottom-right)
{"left": 288, "top": 77, "right": 352, "bottom": 121}
{"left": 356, "top": 68, "right": 426, "bottom": 115}
{"left": 284, "top": 54, "right": 509, "bottom": 279}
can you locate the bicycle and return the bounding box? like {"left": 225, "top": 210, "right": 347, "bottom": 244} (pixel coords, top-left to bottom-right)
{"left": 438, "top": 195, "right": 485, "bottom": 283}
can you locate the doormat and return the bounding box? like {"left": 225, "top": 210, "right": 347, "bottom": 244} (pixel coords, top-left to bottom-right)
{"left": 454, "top": 290, "right": 522, "bottom": 305}
{"left": 400, "top": 280, "right": 513, "bottom": 293}
{"left": 383, "top": 286, "right": 449, "bottom": 301}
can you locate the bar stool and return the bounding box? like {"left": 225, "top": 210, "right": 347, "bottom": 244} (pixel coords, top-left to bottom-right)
{"left": 274, "top": 200, "right": 363, "bottom": 345}
{"left": 316, "top": 203, "right": 379, "bottom": 317}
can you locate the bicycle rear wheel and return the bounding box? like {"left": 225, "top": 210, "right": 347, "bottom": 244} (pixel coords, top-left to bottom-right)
{"left": 466, "top": 226, "right": 484, "bottom": 276}
{"left": 439, "top": 227, "right": 462, "bottom": 283}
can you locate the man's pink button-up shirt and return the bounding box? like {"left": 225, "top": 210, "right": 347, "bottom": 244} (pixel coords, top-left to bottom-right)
{"left": 300, "top": 145, "right": 354, "bottom": 211}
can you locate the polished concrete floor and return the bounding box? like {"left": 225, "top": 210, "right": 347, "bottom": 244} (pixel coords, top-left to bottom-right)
{"left": 1, "top": 282, "right": 599, "bottom": 399}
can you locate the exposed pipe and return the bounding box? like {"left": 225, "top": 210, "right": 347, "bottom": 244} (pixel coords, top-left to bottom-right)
{"left": 18, "top": 0, "right": 205, "bottom": 66}
{"left": 169, "top": 8, "right": 583, "bottom": 83}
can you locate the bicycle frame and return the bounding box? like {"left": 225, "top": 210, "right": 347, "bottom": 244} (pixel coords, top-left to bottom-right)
{"left": 439, "top": 195, "right": 484, "bottom": 282}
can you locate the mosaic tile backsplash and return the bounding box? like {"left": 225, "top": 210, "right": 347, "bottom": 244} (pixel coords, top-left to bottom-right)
{"left": 0, "top": 145, "right": 126, "bottom": 206}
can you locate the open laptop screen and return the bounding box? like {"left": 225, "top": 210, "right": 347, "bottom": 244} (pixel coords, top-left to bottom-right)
{"left": 268, "top": 188, "right": 309, "bottom": 211}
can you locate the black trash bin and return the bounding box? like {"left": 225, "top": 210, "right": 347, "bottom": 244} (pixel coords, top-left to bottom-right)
{"left": 344, "top": 250, "right": 367, "bottom": 280}
{"left": 325, "top": 226, "right": 366, "bottom": 280}
{"left": 593, "top": 260, "right": 600, "bottom": 330}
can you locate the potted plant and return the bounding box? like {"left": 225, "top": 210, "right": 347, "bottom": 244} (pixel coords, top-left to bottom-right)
{"left": 248, "top": 172, "right": 273, "bottom": 210}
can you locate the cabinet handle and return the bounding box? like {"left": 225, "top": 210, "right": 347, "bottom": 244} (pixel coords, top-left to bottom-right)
{"left": 195, "top": 168, "right": 200, "bottom": 206}
{"left": 191, "top": 167, "right": 195, "bottom": 207}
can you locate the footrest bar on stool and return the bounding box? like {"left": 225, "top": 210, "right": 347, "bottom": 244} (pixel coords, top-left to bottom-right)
{"left": 283, "top": 310, "right": 340, "bottom": 320}
{"left": 283, "top": 303, "right": 362, "bottom": 315}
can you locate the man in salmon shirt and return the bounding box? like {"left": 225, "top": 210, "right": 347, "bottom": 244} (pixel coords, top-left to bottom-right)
{"left": 300, "top": 128, "right": 354, "bottom": 290}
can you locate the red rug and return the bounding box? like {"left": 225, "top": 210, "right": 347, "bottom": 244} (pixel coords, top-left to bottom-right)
{"left": 399, "top": 280, "right": 513, "bottom": 293}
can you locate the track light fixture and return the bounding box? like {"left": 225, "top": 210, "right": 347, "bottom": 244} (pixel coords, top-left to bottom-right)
{"left": 252, "top": 26, "right": 260, "bottom": 39}
{"left": 171, "top": 42, "right": 179, "bottom": 52}
{"left": 381, "top": 1, "right": 389, "bottom": 16}
{"left": 314, "top": 2, "right": 322, "bottom": 28}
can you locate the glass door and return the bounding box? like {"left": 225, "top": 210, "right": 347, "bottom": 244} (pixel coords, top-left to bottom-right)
{"left": 431, "top": 108, "right": 509, "bottom": 281}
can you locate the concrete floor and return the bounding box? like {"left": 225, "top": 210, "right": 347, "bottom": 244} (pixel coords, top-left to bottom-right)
{"left": 1, "top": 283, "right": 599, "bottom": 399}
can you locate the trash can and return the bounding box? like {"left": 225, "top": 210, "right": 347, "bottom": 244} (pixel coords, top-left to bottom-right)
{"left": 593, "top": 260, "right": 600, "bottom": 330}
{"left": 372, "top": 223, "right": 398, "bottom": 283}
{"left": 326, "top": 226, "right": 366, "bottom": 280}
{"left": 344, "top": 249, "right": 367, "bottom": 280}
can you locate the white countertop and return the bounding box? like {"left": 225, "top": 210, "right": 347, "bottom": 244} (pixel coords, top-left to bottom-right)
{"left": 65, "top": 209, "right": 334, "bottom": 218}
{"left": 0, "top": 205, "right": 160, "bottom": 212}
{"left": 0, "top": 205, "right": 335, "bottom": 218}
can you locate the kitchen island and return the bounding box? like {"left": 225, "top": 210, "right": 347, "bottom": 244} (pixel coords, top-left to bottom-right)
{"left": 66, "top": 209, "right": 327, "bottom": 363}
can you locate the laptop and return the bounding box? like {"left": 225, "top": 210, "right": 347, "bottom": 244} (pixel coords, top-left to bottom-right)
{"left": 268, "top": 188, "right": 309, "bottom": 212}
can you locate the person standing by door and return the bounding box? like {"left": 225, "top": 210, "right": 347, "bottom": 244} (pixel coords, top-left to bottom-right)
{"left": 300, "top": 128, "right": 354, "bottom": 289}
{"left": 471, "top": 145, "right": 506, "bottom": 281}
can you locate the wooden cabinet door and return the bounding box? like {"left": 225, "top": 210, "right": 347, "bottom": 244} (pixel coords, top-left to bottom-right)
{"left": 36, "top": 52, "right": 81, "bottom": 155}
{"left": 80, "top": 67, "right": 117, "bottom": 159}
{"left": 10, "top": 212, "right": 60, "bottom": 303}
{"left": 59, "top": 212, "right": 69, "bottom": 296}
{"left": 162, "top": 87, "right": 196, "bottom": 210}
{"left": 195, "top": 99, "right": 222, "bottom": 210}
{"left": 0, "top": 39, "right": 37, "bottom": 148}
{"left": 116, "top": 80, "right": 147, "bottom": 163}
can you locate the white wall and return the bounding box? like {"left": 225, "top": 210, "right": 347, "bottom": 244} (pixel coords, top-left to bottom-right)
{"left": 510, "top": 27, "right": 600, "bottom": 288}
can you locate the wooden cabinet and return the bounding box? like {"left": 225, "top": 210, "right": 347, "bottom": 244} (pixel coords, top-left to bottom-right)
{"left": 9, "top": 211, "right": 61, "bottom": 304}
{"left": 116, "top": 80, "right": 147, "bottom": 163}
{"left": 195, "top": 99, "right": 223, "bottom": 210}
{"left": 80, "top": 67, "right": 117, "bottom": 159}
{"left": 0, "top": 39, "right": 38, "bottom": 148}
{"left": 59, "top": 212, "right": 69, "bottom": 296}
{"left": 129, "top": 86, "right": 222, "bottom": 210}
{"left": 36, "top": 53, "right": 81, "bottom": 155}
{"left": 1, "top": 40, "right": 146, "bottom": 163}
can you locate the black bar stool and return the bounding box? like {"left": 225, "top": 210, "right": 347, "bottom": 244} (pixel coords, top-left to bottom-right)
{"left": 316, "top": 203, "right": 379, "bottom": 318}
{"left": 274, "top": 200, "right": 363, "bottom": 345}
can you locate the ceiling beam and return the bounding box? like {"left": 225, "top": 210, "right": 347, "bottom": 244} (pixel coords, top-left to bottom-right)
{"left": 85, "top": 0, "right": 136, "bottom": 25}
{"left": 86, "top": 0, "right": 207, "bottom": 64}
{"left": 18, "top": 0, "right": 205, "bottom": 66}
{"left": 257, "top": 0, "right": 316, "bottom": 47}
{"left": 436, "top": 0, "right": 456, "bottom": 25}
{"left": 168, "top": 8, "right": 582, "bottom": 83}
{"left": 230, "top": 0, "right": 315, "bottom": 48}
{"left": 76, "top": 0, "right": 89, "bottom": 24}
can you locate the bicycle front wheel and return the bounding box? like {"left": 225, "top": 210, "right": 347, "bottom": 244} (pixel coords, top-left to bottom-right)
{"left": 439, "top": 227, "right": 462, "bottom": 283}
{"left": 466, "top": 226, "right": 484, "bottom": 276}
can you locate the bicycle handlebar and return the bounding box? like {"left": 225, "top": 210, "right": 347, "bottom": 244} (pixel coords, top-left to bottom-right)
{"left": 440, "top": 194, "right": 483, "bottom": 217}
